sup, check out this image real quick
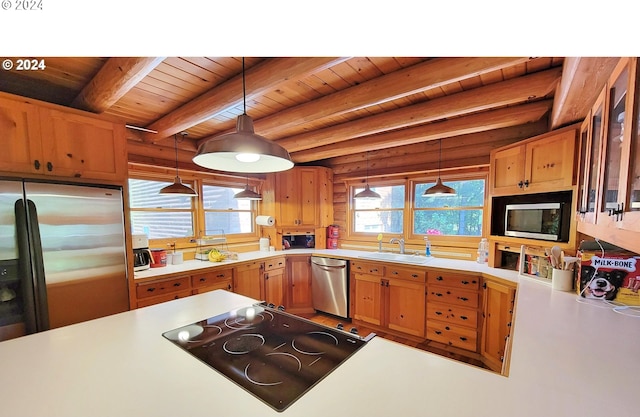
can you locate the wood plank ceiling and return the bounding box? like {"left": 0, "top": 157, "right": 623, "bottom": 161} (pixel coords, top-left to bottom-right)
{"left": 0, "top": 56, "right": 619, "bottom": 180}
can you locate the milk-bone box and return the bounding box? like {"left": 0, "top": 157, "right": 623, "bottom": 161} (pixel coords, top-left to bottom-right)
{"left": 576, "top": 250, "right": 640, "bottom": 306}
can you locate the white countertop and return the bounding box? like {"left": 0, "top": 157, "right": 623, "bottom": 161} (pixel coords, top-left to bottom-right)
{"left": 1, "top": 253, "right": 639, "bottom": 416}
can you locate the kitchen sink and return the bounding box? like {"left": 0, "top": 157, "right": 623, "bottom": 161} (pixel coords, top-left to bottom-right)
{"left": 357, "top": 252, "right": 431, "bottom": 265}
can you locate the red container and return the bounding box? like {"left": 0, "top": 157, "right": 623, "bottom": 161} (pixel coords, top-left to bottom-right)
{"left": 326, "top": 238, "right": 338, "bottom": 249}
{"left": 328, "top": 225, "right": 339, "bottom": 238}
{"left": 150, "top": 249, "right": 167, "bottom": 268}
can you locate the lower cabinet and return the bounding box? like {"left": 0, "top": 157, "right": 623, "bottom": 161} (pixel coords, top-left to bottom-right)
{"left": 263, "top": 257, "right": 286, "bottom": 307}
{"left": 233, "top": 261, "right": 264, "bottom": 300}
{"left": 352, "top": 261, "right": 426, "bottom": 338}
{"left": 191, "top": 269, "right": 233, "bottom": 294}
{"left": 135, "top": 275, "right": 191, "bottom": 308}
{"left": 286, "top": 255, "right": 313, "bottom": 314}
{"left": 426, "top": 271, "right": 482, "bottom": 352}
{"left": 480, "top": 277, "right": 517, "bottom": 373}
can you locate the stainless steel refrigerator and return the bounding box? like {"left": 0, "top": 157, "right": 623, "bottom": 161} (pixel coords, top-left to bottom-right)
{"left": 0, "top": 179, "right": 129, "bottom": 341}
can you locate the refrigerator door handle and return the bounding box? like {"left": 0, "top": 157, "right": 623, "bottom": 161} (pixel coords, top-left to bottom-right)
{"left": 15, "top": 199, "right": 49, "bottom": 332}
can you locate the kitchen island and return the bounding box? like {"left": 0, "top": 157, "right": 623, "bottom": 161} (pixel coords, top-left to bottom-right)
{"left": 1, "top": 258, "right": 639, "bottom": 416}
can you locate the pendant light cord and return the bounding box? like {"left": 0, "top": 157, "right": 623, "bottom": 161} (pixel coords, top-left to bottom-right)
{"left": 438, "top": 139, "right": 442, "bottom": 178}
{"left": 173, "top": 134, "right": 179, "bottom": 178}
{"left": 242, "top": 57, "right": 246, "bottom": 115}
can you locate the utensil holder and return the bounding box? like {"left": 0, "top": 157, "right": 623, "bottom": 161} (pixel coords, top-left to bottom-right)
{"left": 552, "top": 269, "right": 573, "bottom": 291}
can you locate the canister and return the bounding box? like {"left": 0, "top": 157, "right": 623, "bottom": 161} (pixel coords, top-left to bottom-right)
{"left": 150, "top": 249, "right": 167, "bottom": 267}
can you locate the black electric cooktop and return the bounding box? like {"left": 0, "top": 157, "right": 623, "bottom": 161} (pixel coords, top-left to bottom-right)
{"left": 163, "top": 303, "right": 374, "bottom": 412}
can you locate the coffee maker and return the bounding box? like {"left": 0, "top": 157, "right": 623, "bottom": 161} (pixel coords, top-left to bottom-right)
{"left": 132, "top": 234, "right": 152, "bottom": 272}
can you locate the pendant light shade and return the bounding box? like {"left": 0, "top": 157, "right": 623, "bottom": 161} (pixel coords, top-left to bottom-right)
{"left": 354, "top": 151, "right": 381, "bottom": 200}
{"left": 192, "top": 58, "right": 294, "bottom": 173}
{"left": 423, "top": 139, "right": 456, "bottom": 197}
{"left": 159, "top": 133, "right": 198, "bottom": 196}
{"left": 233, "top": 178, "right": 262, "bottom": 200}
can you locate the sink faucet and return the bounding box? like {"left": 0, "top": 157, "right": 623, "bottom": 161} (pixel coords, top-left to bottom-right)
{"left": 389, "top": 238, "right": 405, "bottom": 254}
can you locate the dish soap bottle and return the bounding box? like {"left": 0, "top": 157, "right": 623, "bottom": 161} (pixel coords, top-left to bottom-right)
{"left": 424, "top": 236, "right": 432, "bottom": 257}
{"left": 477, "top": 238, "right": 488, "bottom": 263}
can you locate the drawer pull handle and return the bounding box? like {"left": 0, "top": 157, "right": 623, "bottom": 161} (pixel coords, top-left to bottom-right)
{"left": 372, "top": 268, "right": 378, "bottom": 272}
{"left": 435, "top": 311, "right": 443, "bottom": 315}
{"left": 435, "top": 330, "right": 442, "bottom": 335}
{"left": 459, "top": 297, "right": 468, "bottom": 301}
{"left": 461, "top": 280, "right": 469, "bottom": 285}
{"left": 227, "top": 284, "right": 232, "bottom": 290}
{"left": 173, "top": 283, "right": 181, "bottom": 287}
{"left": 460, "top": 315, "right": 468, "bottom": 320}
{"left": 216, "top": 274, "right": 225, "bottom": 278}
{"left": 436, "top": 276, "right": 443, "bottom": 281}
{"left": 434, "top": 292, "right": 443, "bottom": 297}
{"left": 199, "top": 278, "right": 206, "bottom": 282}
{"left": 411, "top": 274, "right": 418, "bottom": 278}
{"left": 146, "top": 287, "right": 156, "bottom": 292}
{"left": 392, "top": 271, "right": 399, "bottom": 275}
{"left": 460, "top": 337, "right": 467, "bottom": 341}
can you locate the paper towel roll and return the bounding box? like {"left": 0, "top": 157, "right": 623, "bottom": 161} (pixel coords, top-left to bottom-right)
{"left": 255, "top": 215, "right": 275, "bottom": 226}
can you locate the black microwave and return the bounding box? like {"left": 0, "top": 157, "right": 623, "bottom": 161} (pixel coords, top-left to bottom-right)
{"left": 504, "top": 202, "right": 569, "bottom": 241}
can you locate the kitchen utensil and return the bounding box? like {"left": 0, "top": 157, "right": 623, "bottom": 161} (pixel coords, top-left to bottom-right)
{"left": 551, "top": 246, "right": 562, "bottom": 269}
{"left": 563, "top": 256, "right": 579, "bottom": 270}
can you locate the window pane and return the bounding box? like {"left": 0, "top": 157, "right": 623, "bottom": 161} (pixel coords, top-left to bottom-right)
{"left": 415, "top": 180, "right": 485, "bottom": 208}
{"left": 128, "top": 179, "right": 193, "bottom": 209}
{"left": 413, "top": 209, "right": 483, "bottom": 236}
{"left": 203, "top": 185, "right": 251, "bottom": 210}
{"left": 130, "top": 211, "right": 194, "bottom": 239}
{"left": 205, "top": 212, "right": 254, "bottom": 234}
{"left": 354, "top": 210, "right": 403, "bottom": 233}
{"left": 354, "top": 185, "right": 404, "bottom": 209}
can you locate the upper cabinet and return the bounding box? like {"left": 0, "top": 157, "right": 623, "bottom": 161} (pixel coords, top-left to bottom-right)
{"left": 489, "top": 125, "right": 578, "bottom": 196}
{"left": 0, "top": 92, "right": 127, "bottom": 182}
{"left": 577, "top": 58, "right": 640, "bottom": 253}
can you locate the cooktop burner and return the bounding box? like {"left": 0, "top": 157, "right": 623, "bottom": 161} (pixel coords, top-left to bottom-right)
{"left": 163, "top": 303, "right": 374, "bottom": 412}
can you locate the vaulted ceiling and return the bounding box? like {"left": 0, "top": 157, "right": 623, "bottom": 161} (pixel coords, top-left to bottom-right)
{"left": 0, "top": 56, "right": 619, "bottom": 180}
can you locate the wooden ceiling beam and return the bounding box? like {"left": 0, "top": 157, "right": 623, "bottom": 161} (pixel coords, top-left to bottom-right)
{"left": 550, "top": 57, "right": 619, "bottom": 129}
{"left": 291, "top": 100, "right": 552, "bottom": 162}
{"left": 143, "top": 57, "right": 350, "bottom": 143}
{"left": 71, "top": 57, "right": 165, "bottom": 113}
{"left": 253, "top": 57, "right": 534, "bottom": 137}
{"left": 278, "top": 67, "right": 562, "bottom": 153}
{"left": 327, "top": 121, "right": 549, "bottom": 176}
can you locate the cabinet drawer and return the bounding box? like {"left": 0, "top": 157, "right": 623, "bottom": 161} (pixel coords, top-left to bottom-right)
{"left": 265, "top": 257, "right": 286, "bottom": 271}
{"left": 192, "top": 279, "right": 233, "bottom": 294}
{"left": 350, "top": 260, "right": 384, "bottom": 276}
{"left": 426, "top": 302, "right": 478, "bottom": 329}
{"left": 136, "top": 289, "right": 192, "bottom": 308}
{"left": 234, "top": 261, "right": 262, "bottom": 273}
{"left": 191, "top": 269, "right": 233, "bottom": 289}
{"left": 136, "top": 276, "right": 190, "bottom": 299}
{"left": 427, "top": 286, "right": 479, "bottom": 308}
{"left": 385, "top": 266, "right": 426, "bottom": 282}
{"left": 427, "top": 271, "right": 480, "bottom": 289}
{"left": 426, "top": 321, "right": 478, "bottom": 351}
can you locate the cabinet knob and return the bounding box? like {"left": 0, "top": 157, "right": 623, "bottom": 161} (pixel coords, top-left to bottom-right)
{"left": 47, "top": 162, "right": 53, "bottom": 171}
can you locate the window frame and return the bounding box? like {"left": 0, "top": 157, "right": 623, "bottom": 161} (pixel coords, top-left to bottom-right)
{"left": 347, "top": 170, "right": 488, "bottom": 248}
{"left": 128, "top": 166, "right": 261, "bottom": 249}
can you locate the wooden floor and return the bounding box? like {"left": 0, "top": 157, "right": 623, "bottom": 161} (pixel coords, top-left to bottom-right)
{"left": 300, "top": 312, "right": 490, "bottom": 371}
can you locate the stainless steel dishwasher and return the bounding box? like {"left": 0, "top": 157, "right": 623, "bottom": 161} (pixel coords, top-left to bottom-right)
{"left": 311, "top": 256, "right": 349, "bottom": 319}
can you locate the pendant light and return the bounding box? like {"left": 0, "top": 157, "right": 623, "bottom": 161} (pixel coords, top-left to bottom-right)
{"left": 354, "top": 151, "right": 381, "bottom": 200}
{"left": 233, "top": 177, "right": 262, "bottom": 200}
{"left": 193, "top": 58, "right": 294, "bottom": 173}
{"left": 423, "top": 139, "right": 456, "bottom": 196}
{"left": 159, "top": 132, "right": 198, "bottom": 196}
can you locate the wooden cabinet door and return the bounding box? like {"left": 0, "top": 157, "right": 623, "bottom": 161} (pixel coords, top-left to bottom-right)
{"left": 352, "top": 273, "right": 383, "bottom": 326}
{"left": 0, "top": 97, "right": 43, "bottom": 174}
{"left": 490, "top": 144, "right": 526, "bottom": 195}
{"left": 276, "top": 167, "right": 319, "bottom": 227}
{"left": 233, "top": 262, "right": 263, "bottom": 300}
{"left": 38, "top": 108, "right": 127, "bottom": 181}
{"left": 481, "top": 279, "right": 516, "bottom": 373}
{"left": 276, "top": 169, "right": 300, "bottom": 226}
{"left": 298, "top": 168, "right": 318, "bottom": 227}
{"left": 264, "top": 267, "right": 285, "bottom": 307}
{"left": 286, "top": 255, "right": 312, "bottom": 312}
{"left": 524, "top": 129, "right": 577, "bottom": 193}
{"left": 386, "top": 278, "right": 425, "bottom": 337}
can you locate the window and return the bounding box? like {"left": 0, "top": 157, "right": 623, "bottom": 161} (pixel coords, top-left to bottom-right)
{"left": 128, "top": 178, "right": 195, "bottom": 239}
{"left": 413, "top": 179, "right": 485, "bottom": 236}
{"left": 202, "top": 184, "right": 255, "bottom": 236}
{"left": 353, "top": 184, "right": 405, "bottom": 234}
